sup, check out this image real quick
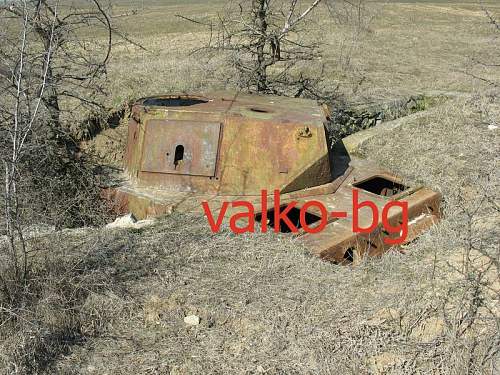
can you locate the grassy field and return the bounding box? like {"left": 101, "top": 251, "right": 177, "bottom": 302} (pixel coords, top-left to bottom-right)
{"left": 1, "top": 1, "right": 499, "bottom": 374}
{"left": 101, "top": 0, "right": 500, "bottom": 104}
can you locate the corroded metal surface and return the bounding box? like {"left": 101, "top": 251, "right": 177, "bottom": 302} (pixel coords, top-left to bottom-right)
{"left": 107, "top": 91, "right": 442, "bottom": 265}
{"left": 124, "top": 92, "right": 330, "bottom": 195}
{"left": 141, "top": 119, "right": 221, "bottom": 177}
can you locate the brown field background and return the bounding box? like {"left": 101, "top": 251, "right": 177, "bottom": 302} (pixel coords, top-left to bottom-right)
{"left": 101, "top": 0, "right": 500, "bottom": 104}
{"left": 1, "top": 1, "right": 499, "bottom": 374}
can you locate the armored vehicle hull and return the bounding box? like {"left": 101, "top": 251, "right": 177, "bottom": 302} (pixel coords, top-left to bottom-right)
{"left": 106, "top": 92, "right": 440, "bottom": 264}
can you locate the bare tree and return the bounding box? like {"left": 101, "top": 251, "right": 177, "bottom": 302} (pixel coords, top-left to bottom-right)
{"left": 0, "top": 0, "right": 116, "bottom": 304}
{"left": 465, "top": 2, "right": 500, "bottom": 89}
{"left": 0, "top": 0, "right": 52, "bottom": 303}
{"left": 437, "top": 178, "right": 500, "bottom": 372}
{"left": 0, "top": 0, "right": 116, "bottom": 145}
{"left": 181, "top": 0, "right": 334, "bottom": 98}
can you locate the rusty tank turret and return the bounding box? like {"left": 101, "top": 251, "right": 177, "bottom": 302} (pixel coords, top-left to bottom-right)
{"left": 107, "top": 91, "right": 441, "bottom": 264}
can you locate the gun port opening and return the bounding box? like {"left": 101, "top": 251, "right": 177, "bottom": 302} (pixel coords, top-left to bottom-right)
{"left": 255, "top": 206, "right": 322, "bottom": 233}
{"left": 353, "top": 176, "right": 408, "bottom": 197}
{"left": 173, "top": 145, "right": 184, "bottom": 168}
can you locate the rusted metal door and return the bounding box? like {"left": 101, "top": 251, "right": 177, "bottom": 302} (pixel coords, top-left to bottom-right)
{"left": 141, "top": 119, "right": 221, "bottom": 177}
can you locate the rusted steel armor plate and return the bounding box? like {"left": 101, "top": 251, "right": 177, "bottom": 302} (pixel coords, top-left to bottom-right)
{"left": 104, "top": 91, "right": 442, "bottom": 265}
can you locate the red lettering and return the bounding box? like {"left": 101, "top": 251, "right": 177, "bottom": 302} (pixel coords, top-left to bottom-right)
{"left": 273, "top": 190, "right": 298, "bottom": 233}
{"left": 381, "top": 200, "right": 408, "bottom": 245}
{"left": 352, "top": 189, "right": 379, "bottom": 233}
{"left": 261, "top": 189, "right": 268, "bottom": 233}
{"left": 300, "top": 201, "right": 327, "bottom": 233}
{"left": 229, "top": 201, "right": 256, "bottom": 234}
{"left": 202, "top": 201, "right": 229, "bottom": 233}
{"left": 202, "top": 191, "right": 410, "bottom": 242}
{"left": 330, "top": 211, "right": 347, "bottom": 218}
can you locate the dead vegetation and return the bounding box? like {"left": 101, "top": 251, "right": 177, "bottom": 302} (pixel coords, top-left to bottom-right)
{"left": 1, "top": 95, "right": 497, "bottom": 373}
{"left": 0, "top": 0, "right": 499, "bottom": 374}
{"left": 178, "top": 0, "right": 341, "bottom": 98}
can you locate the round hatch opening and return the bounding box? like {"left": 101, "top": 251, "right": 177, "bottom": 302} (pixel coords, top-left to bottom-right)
{"left": 142, "top": 96, "right": 208, "bottom": 107}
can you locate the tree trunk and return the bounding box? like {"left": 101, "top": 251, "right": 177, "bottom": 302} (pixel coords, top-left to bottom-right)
{"left": 254, "top": 0, "right": 268, "bottom": 92}
{"left": 34, "top": 24, "right": 61, "bottom": 141}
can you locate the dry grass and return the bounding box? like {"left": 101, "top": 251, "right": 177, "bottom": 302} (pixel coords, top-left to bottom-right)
{"left": 1, "top": 1, "right": 499, "bottom": 374}
{"left": 3, "top": 95, "right": 496, "bottom": 373}
{"left": 103, "top": 0, "right": 500, "bottom": 104}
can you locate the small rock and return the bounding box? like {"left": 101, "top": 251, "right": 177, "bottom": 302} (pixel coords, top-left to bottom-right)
{"left": 184, "top": 314, "right": 200, "bottom": 326}
{"left": 106, "top": 213, "right": 137, "bottom": 229}
{"left": 488, "top": 124, "right": 498, "bottom": 130}
{"left": 106, "top": 214, "right": 156, "bottom": 230}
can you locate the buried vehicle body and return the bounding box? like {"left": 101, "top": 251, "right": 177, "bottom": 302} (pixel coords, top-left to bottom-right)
{"left": 106, "top": 92, "right": 441, "bottom": 264}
